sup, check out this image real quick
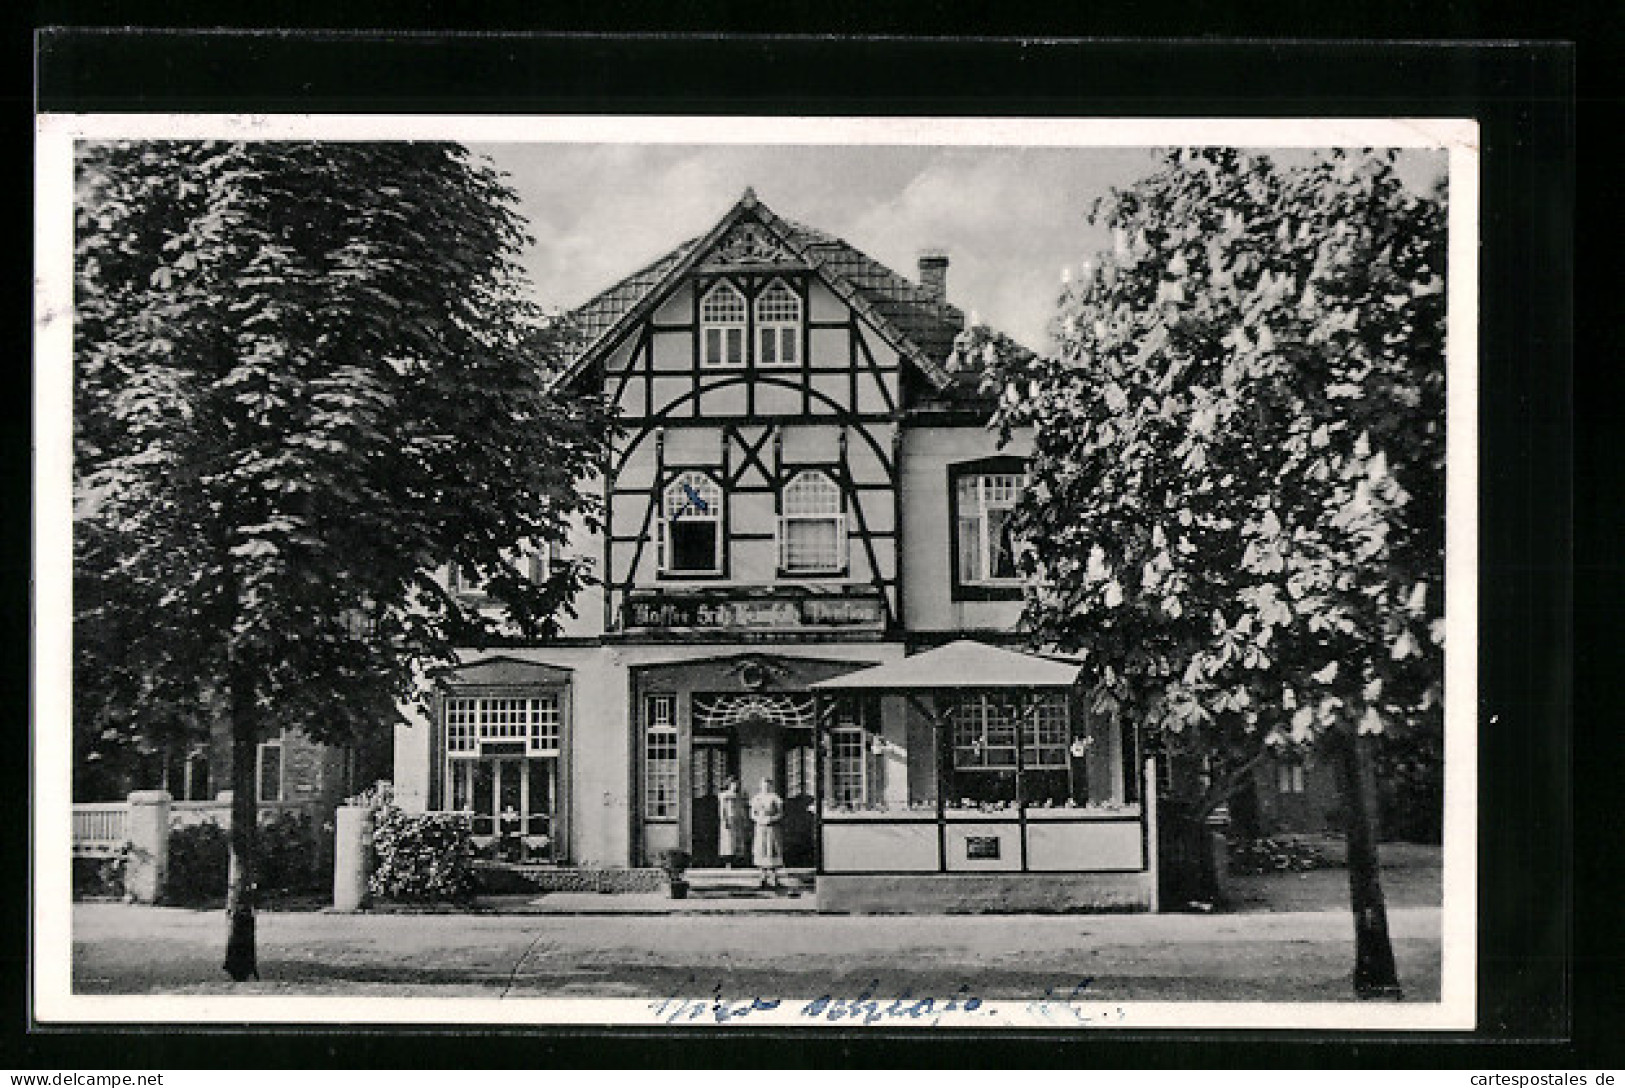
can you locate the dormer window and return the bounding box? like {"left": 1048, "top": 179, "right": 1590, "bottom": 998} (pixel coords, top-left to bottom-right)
{"left": 700, "top": 281, "right": 747, "bottom": 368}
{"left": 779, "top": 469, "right": 845, "bottom": 574}
{"left": 661, "top": 470, "right": 724, "bottom": 575}
{"left": 754, "top": 279, "right": 801, "bottom": 368}
{"left": 448, "top": 542, "right": 552, "bottom": 598}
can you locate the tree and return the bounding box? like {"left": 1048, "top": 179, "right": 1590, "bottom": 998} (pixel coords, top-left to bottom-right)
{"left": 987, "top": 148, "right": 1446, "bottom": 997}
{"left": 74, "top": 141, "right": 608, "bottom": 981}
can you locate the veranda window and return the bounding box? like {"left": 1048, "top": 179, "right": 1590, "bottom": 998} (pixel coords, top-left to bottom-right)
{"left": 948, "top": 694, "right": 1087, "bottom": 809}
{"left": 754, "top": 279, "right": 801, "bottom": 367}
{"left": 662, "top": 470, "right": 723, "bottom": 575}
{"left": 955, "top": 472, "right": 1026, "bottom": 586}
{"left": 779, "top": 469, "right": 845, "bottom": 574}
{"left": 700, "top": 281, "right": 747, "bottom": 367}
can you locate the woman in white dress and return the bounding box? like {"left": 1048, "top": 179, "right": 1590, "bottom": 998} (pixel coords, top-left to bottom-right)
{"left": 717, "top": 777, "right": 744, "bottom": 868}
{"left": 750, "top": 777, "right": 785, "bottom": 889}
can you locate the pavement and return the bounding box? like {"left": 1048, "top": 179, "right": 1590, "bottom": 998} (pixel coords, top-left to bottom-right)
{"left": 70, "top": 901, "right": 1443, "bottom": 1002}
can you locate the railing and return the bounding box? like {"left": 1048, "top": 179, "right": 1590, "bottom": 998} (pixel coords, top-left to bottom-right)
{"left": 72, "top": 803, "right": 129, "bottom": 856}
{"left": 73, "top": 797, "right": 323, "bottom": 854}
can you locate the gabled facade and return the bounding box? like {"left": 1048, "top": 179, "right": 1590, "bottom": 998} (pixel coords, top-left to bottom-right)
{"left": 392, "top": 191, "right": 1155, "bottom": 910}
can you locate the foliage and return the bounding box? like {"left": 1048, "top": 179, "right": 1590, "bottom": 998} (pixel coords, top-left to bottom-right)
{"left": 166, "top": 822, "right": 231, "bottom": 905}
{"left": 986, "top": 147, "right": 1446, "bottom": 800}
{"left": 255, "top": 810, "right": 324, "bottom": 895}
{"left": 368, "top": 806, "right": 477, "bottom": 902}
{"left": 656, "top": 848, "right": 692, "bottom": 878}
{"left": 1375, "top": 728, "right": 1444, "bottom": 843}
{"left": 72, "top": 851, "right": 128, "bottom": 899}
{"left": 163, "top": 813, "right": 324, "bottom": 903}
{"left": 74, "top": 140, "right": 609, "bottom": 753}
{"left": 344, "top": 779, "right": 396, "bottom": 810}
{"left": 74, "top": 140, "right": 610, "bottom": 974}
{"left": 1228, "top": 835, "right": 1332, "bottom": 875}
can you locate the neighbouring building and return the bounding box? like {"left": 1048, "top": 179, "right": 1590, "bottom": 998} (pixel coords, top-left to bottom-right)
{"left": 391, "top": 190, "right": 1158, "bottom": 912}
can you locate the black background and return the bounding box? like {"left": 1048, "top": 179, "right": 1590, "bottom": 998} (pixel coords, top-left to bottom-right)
{"left": 14, "top": 27, "right": 1589, "bottom": 1071}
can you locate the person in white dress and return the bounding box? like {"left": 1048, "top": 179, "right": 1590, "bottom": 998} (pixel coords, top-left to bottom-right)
{"left": 749, "top": 777, "right": 785, "bottom": 889}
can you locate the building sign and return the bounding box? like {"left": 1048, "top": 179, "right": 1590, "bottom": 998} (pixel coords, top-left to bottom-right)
{"left": 623, "top": 590, "right": 886, "bottom": 632}
{"left": 965, "top": 836, "right": 1002, "bottom": 860}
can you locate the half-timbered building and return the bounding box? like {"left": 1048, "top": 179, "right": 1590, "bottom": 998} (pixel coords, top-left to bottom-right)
{"left": 391, "top": 189, "right": 1158, "bottom": 911}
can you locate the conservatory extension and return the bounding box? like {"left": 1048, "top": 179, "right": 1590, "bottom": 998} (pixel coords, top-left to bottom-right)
{"left": 809, "top": 640, "right": 1158, "bottom": 913}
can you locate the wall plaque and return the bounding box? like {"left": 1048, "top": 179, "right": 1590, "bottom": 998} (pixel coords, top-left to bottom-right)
{"left": 965, "top": 836, "right": 1001, "bottom": 860}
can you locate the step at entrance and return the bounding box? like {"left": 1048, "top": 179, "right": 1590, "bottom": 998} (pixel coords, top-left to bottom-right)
{"left": 685, "top": 867, "right": 815, "bottom": 895}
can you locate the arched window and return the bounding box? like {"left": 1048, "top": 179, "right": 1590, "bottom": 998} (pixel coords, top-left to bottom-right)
{"left": 779, "top": 469, "right": 845, "bottom": 574}
{"left": 700, "top": 281, "right": 747, "bottom": 368}
{"left": 662, "top": 470, "right": 724, "bottom": 574}
{"left": 754, "top": 279, "right": 802, "bottom": 367}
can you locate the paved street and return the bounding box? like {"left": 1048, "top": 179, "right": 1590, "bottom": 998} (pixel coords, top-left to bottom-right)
{"left": 72, "top": 902, "right": 1442, "bottom": 1002}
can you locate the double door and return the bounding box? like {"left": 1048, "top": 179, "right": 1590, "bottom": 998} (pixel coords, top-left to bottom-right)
{"left": 687, "top": 729, "right": 815, "bottom": 867}
{"left": 452, "top": 754, "right": 556, "bottom": 861}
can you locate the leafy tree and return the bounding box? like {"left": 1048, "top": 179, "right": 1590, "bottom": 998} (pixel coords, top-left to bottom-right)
{"left": 74, "top": 141, "right": 608, "bottom": 980}
{"left": 988, "top": 148, "right": 1445, "bottom": 997}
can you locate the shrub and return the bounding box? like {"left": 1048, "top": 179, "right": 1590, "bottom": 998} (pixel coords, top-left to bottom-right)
{"left": 656, "top": 849, "right": 691, "bottom": 878}
{"left": 368, "top": 806, "right": 476, "bottom": 902}
{"left": 257, "top": 810, "right": 323, "bottom": 895}
{"left": 73, "top": 851, "right": 127, "bottom": 898}
{"left": 166, "top": 821, "right": 230, "bottom": 904}
{"left": 1228, "top": 835, "right": 1331, "bottom": 875}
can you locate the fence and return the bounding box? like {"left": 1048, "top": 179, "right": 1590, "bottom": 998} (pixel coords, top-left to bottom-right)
{"left": 71, "top": 802, "right": 129, "bottom": 856}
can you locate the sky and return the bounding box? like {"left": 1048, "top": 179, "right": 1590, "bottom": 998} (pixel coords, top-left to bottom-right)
{"left": 475, "top": 143, "right": 1446, "bottom": 354}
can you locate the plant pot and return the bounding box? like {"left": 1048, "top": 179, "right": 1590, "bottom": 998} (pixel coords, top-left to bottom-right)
{"left": 667, "top": 879, "right": 690, "bottom": 900}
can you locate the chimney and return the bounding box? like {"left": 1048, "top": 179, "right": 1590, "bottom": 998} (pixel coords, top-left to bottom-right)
{"left": 918, "top": 250, "right": 949, "bottom": 301}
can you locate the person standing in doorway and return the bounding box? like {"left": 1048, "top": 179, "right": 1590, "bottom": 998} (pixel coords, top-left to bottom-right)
{"left": 717, "top": 777, "right": 745, "bottom": 868}
{"left": 750, "top": 777, "right": 785, "bottom": 890}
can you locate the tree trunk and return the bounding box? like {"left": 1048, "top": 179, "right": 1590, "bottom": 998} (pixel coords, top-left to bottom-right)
{"left": 1333, "top": 727, "right": 1402, "bottom": 999}
{"left": 222, "top": 667, "right": 260, "bottom": 982}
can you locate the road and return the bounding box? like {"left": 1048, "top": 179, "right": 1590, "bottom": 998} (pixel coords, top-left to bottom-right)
{"left": 71, "top": 902, "right": 1442, "bottom": 1002}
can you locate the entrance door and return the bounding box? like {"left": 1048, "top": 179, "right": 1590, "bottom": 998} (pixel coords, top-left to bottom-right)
{"left": 689, "top": 735, "right": 737, "bottom": 867}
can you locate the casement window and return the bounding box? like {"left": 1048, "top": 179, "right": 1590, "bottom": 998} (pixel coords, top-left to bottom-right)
{"left": 754, "top": 279, "right": 802, "bottom": 367}
{"left": 700, "top": 281, "right": 748, "bottom": 368}
{"left": 953, "top": 468, "right": 1028, "bottom": 590}
{"left": 828, "top": 702, "right": 876, "bottom": 809}
{"left": 256, "top": 735, "right": 284, "bottom": 803}
{"left": 644, "top": 694, "right": 679, "bottom": 821}
{"left": 779, "top": 469, "right": 845, "bottom": 574}
{"left": 661, "top": 470, "right": 724, "bottom": 575}
{"left": 1276, "top": 762, "right": 1306, "bottom": 794}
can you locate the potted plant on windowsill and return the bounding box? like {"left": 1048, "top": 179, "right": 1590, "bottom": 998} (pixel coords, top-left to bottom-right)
{"left": 657, "top": 849, "right": 692, "bottom": 900}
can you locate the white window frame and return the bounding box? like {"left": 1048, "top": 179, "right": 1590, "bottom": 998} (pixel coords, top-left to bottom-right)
{"left": 753, "top": 278, "right": 802, "bottom": 368}
{"left": 956, "top": 471, "right": 1028, "bottom": 586}
{"left": 829, "top": 706, "right": 870, "bottom": 808}
{"left": 256, "top": 734, "right": 285, "bottom": 803}
{"left": 661, "top": 470, "right": 724, "bottom": 575}
{"left": 644, "top": 694, "right": 679, "bottom": 821}
{"left": 700, "top": 281, "right": 748, "bottom": 368}
{"left": 1276, "top": 762, "right": 1306, "bottom": 794}
{"left": 778, "top": 469, "right": 846, "bottom": 574}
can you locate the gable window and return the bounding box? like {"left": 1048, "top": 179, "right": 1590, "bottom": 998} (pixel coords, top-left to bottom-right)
{"left": 779, "top": 469, "right": 845, "bottom": 574}
{"left": 661, "top": 470, "right": 724, "bottom": 575}
{"left": 700, "top": 281, "right": 747, "bottom": 368}
{"left": 1276, "top": 762, "right": 1306, "bottom": 794}
{"left": 953, "top": 466, "right": 1028, "bottom": 591}
{"left": 754, "top": 280, "right": 801, "bottom": 367}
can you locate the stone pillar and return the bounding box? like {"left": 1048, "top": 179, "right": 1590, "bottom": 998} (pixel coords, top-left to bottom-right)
{"left": 126, "top": 790, "right": 172, "bottom": 904}
{"left": 332, "top": 804, "right": 374, "bottom": 911}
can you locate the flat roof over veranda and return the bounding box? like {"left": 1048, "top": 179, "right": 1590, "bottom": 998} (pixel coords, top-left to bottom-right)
{"left": 808, "top": 638, "right": 1082, "bottom": 693}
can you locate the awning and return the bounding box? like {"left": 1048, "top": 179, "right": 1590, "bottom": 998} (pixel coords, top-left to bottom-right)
{"left": 809, "top": 639, "right": 1082, "bottom": 693}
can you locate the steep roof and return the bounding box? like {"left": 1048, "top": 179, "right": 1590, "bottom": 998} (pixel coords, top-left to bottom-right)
{"left": 555, "top": 190, "right": 1032, "bottom": 397}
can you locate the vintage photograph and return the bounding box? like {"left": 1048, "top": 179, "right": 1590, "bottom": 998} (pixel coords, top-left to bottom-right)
{"left": 35, "top": 116, "right": 1477, "bottom": 1029}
